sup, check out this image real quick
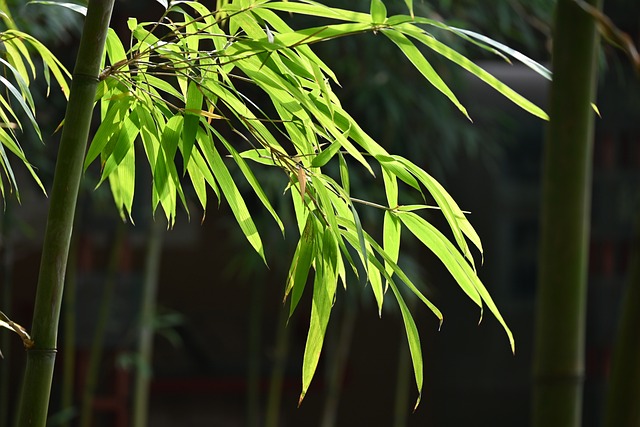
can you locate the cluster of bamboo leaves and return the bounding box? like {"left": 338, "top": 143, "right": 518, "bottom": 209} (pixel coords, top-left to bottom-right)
{"left": 3, "top": 0, "right": 551, "bottom": 408}
{"left": 0, "top": 13, "right": 69, "bottom": 199}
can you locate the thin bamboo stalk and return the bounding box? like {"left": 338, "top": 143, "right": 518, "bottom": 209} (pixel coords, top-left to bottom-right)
{"left": 264, "top": 305, "right": 293, "bottom": 427}
{"left": 0, "top": 202, "right": 14, "bottom": 427}
{"left": 604, "top": 211, "right": 640, "bottom": 426}
{"left": 532, "top": 0, "right": 602, "bottom": 425}
{"left": 320, "top": 291, "right": 357, "bottom": 427}
{"left": 79, "top": 222, "right": 126, "bottom": 427}
{"left": 131, "top": 217, "right": 165, "bottom": 427}
{"left": 14, "top": 1, "right": 116, "bottom": 425}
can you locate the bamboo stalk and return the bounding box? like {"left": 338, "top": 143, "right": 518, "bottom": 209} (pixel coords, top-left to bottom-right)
{"left": 320, "top": 291, "right": 357, "bottom": 427}
{"left": 14, "top": 1, "right": 116, "bottom": 425}
{"left": 532, "top": 0, "right": 602, "bottom": 425}
{"left": 0, "top": 202, "right": 14, "bottom": 427}
{"left": 264, "top": 304, "right": 293, "bottom": 427}
{"left": 604, "top": 211, "right": 640, "bottom": 426}
{"left": 131, "top": 217, "right": 165, "bottom": 427}
{"left": 79, "top": 222, "right": 126, "bottom": 427}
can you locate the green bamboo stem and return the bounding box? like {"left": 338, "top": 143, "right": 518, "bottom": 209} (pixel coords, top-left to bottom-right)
{"left": 131, "top": 217, "right": 165, "bottom": 427}
{"left": 14, "top": 1, "right": 115, "bottom": 425}
{"left": 0, "top": 203, "right": 13, "bottom": 427}
{"left": 532, "top": 0, "right": 601, "bottom": 426}
{"left": 246, "top": 273, "right": 265, "bottom": 427}
{"left": 79, "top": 222, "right": 126, "bottom": 427}
{"left": 60, "top": 212, "right": 82, "bottom": 427}
{"left": 604, "top": 211, "right": 640, "bottom": 427}
{"left": 320, "top": 292, "right": 357, "bottom": 427}
{"left": 264, "top": 305, "right": 292, "bottom": 427}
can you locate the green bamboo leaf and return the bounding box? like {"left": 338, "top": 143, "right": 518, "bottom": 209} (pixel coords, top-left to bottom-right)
{"left": 238, "top": 148, "right": 277, "bottom": 167}
{"left": 348, "top": 200, "right": 368, "bottom": 275}
{"left": 310, "top": 140, "right": 340, "bottom": 168}
{"left": 337, "top": 216, "right": 442, "bottom": 323}
{"left": 404, "top": 0, "right": 414, "bottom": 18}
{"left": 382, "top": 29, "right": 470, "bottom": 120}
{"left": 383, "top": 210, "right": 401, "bottom": 291}
{"left": 388, "top": 280, "right": 423, "bottom": 410}
{"left": 85, "top": 97, "right": 132, "bottom": 169}
{"left": 98, "top": 114, "right": 140, "bottom": 187}
{"left": 108, "top": 131, "right": 136, "bottom": 221}
{"left": 209, "top": 142, "right": 266, "bottom": 263}
{"left": 10, "top": 30, "right": 71, "bottom": 97}
{"left": 338, "top": 152, "right": 349, "bottom": 195}
{"left": 0, "top": 75, "right": 40, "bottom": 139}
{"left": 153, "top": 116, "right": 183, "bottom": 225}
{"left": 370, "top": 0, "right": 387, "bottom": 24}
{"left": 28, "top": 1, "right": 88, "bottom": 15}
{"left": 215, "top": 128, "right": 285, "bottom": 233}
{"left": 398, "top": 24, "right": 549, "bottom": 120}
{"left": 399, "top": 211, "right": 514, "bottom": 352}
{"left": 182, "top": 80, "right": 203, "bottom": 171}
{"left": 186, "top": 154, "right": 207, "bottom": 212}
{"left": 395, "top": 155, "right": 479, "bottom": 267}
{"left": 262, "top": 1, "right": 369, "bottom": 23}
{"left": 300, "top": 228, "right": 338, "bottom": 406}
{"left": 451, "top": 27, "right": 552, "bottom": 81}
{"left": 0, "top": 58, "right": 35, "bottom": 112}
{"left": 285, "top": 215, "right": 316, "bottom": 318}
{"left": 105, "top": 28, "right": 128, "bottom": 71}
{"left": 399, "top": 211, "right": 481, "bottom": 307}
{"left": 2, "top": 40, "right": 30, "bottom": 86}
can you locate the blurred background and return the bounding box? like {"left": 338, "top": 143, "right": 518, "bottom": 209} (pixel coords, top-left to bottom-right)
{"left": 1, "top": 0, "right": 639, "bottom": 426}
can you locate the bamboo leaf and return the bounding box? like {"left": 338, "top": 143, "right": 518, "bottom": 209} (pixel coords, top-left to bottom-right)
{"left": 28, "top": 1, "right": 88, "bottom": 15}
{"left": 285, "top": 215, "right": 316, "bottom": 318}
{"left": 451, "top": 27, "right": 552, "bottom": 81}
{"left": 370, "top": 0, "right": 387, "bottom": 24}
{"left": 0, "top": 75, "right": 40, "bottom": 139}
{"left": 209, "top": 142, "right": 266, "bottom": 263}
{"left": 383, "top": 210, "right": 401, "bottom": 291}
{"left": 182, "top": 80, "right": 203, "bottom": 171}
{"left": 398, "top": 24, "right": 549, "bottom": 120}
{"left": 388, "top": 280, "right": 423, "bottom": 410}
{"left": 382, "top": 29, "right": 470, "bottom": 120}
{"left": 300, "top": 228, "right": 338, "bottom": 406}
{"left": 215, "top": 128, "right": 285, "bottom": 233}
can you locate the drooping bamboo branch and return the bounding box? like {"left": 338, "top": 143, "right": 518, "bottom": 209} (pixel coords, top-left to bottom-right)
{"left": 532, "top": 0, "right": 602, "bottom": 426}
{"left": 14, "top": 1, "right": 116, "bottom": 425}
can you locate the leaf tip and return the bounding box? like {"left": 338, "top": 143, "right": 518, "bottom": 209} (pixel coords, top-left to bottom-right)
{"left": 412, "top": 393, "right": 422, "bottom": 413}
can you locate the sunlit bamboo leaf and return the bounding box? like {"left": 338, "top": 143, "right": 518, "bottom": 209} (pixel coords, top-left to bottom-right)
{"left": 398, "top": 24, "right": 549, "bottom": 120}
{"left": 215, "top": 128, "right": 285, "bottom": 233}
{"left": 0, "top": 75, "right": 40, "bottom": 139}
{"left": 383, "top": 210, "right": 401, "bottom": 292}
{"left": 300, "top": 227, "right": 338, "bottom": 406}
{"left": 388, "top": 280, "right": 423, "bottom": 410}
{"left": 285, "top": 214, "right": 316, "bottom": 318}
{"left": 209, "top": 141, "right": 266, "bottom": 263}
{"left": 451, "top": 27, "right": 552, "bottom": 81}
{"left": 182, "top": 80, "right": 203, "bottom": 171}
{"left": 370, "top": 0, "right": 387, "bottom": 24}
{"left": 382, "top": 29, "right": 470, "bottom": 120}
